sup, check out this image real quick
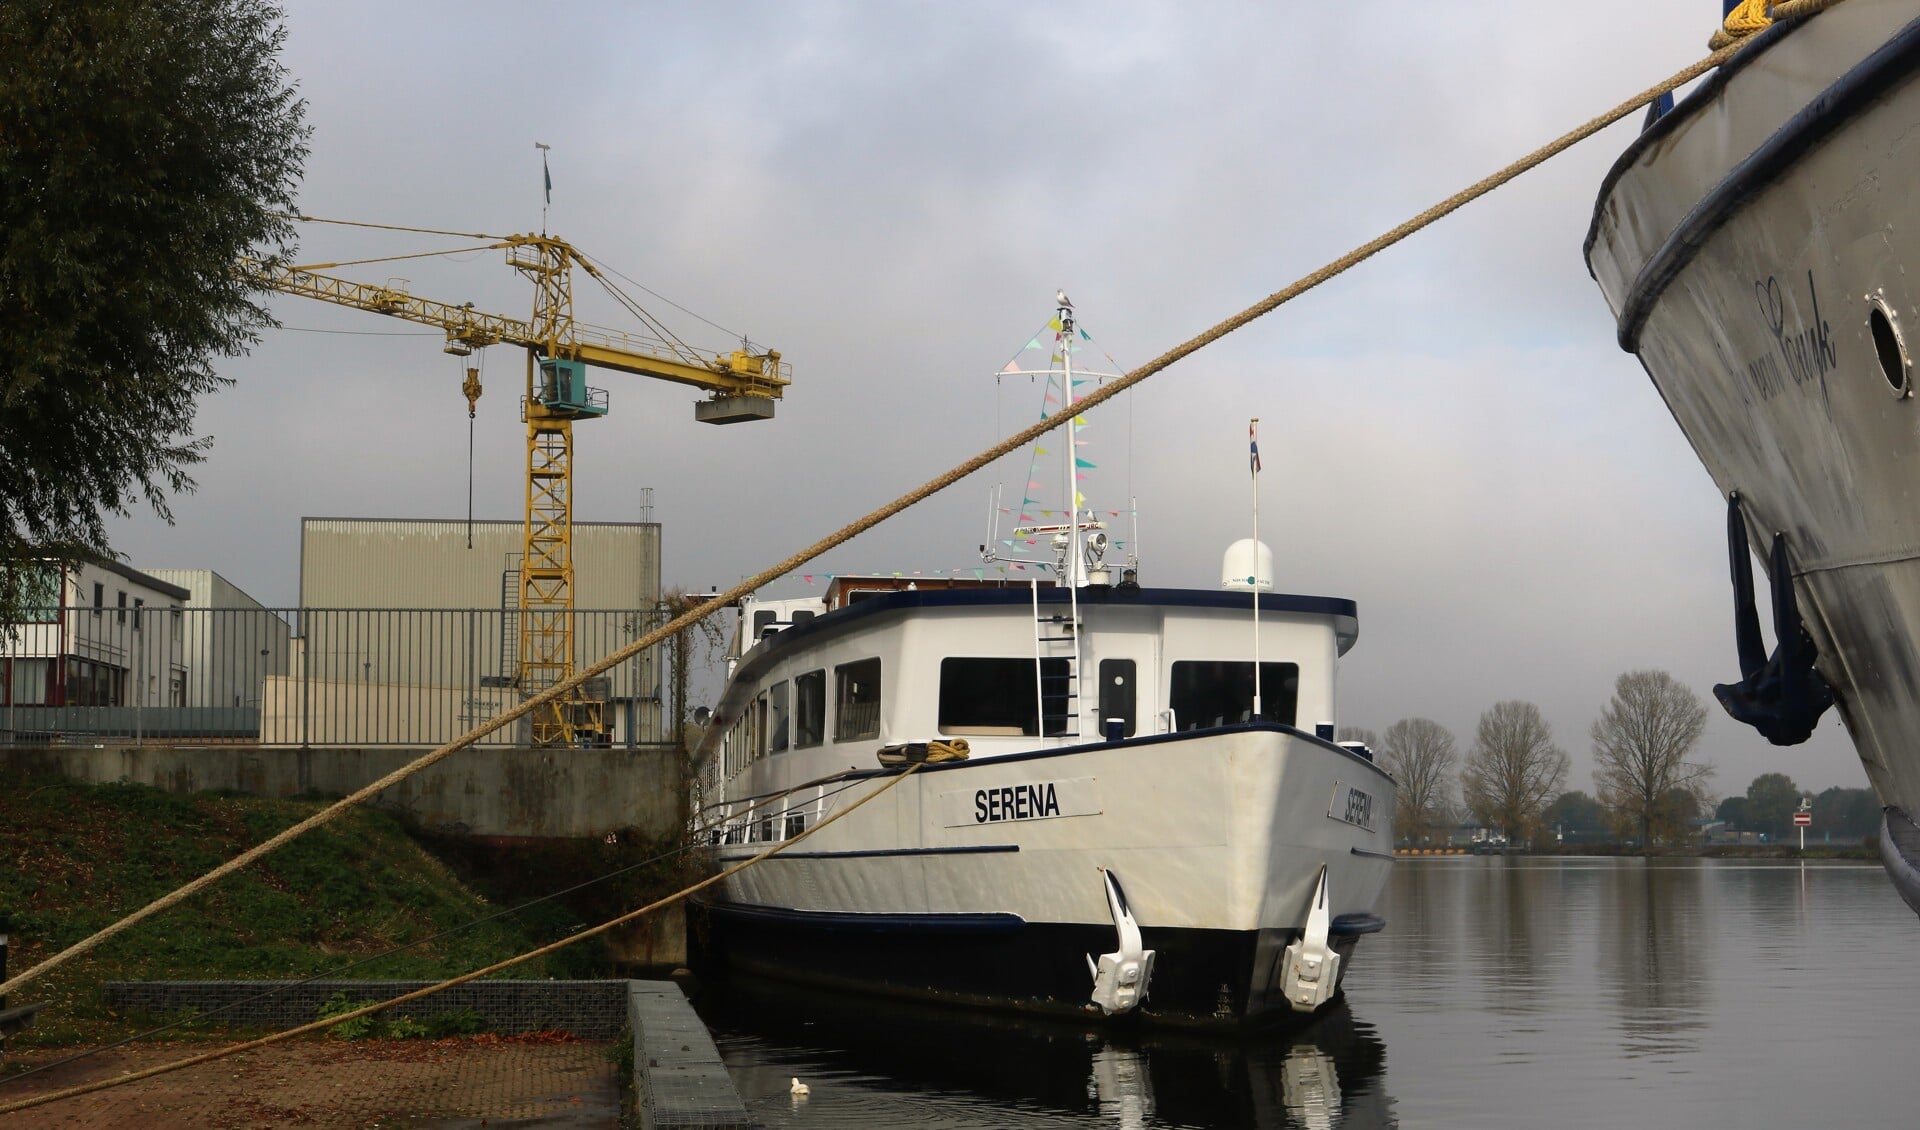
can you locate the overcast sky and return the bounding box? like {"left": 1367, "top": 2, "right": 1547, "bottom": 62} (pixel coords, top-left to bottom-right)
{"left": 105, "top": 1, "right": 1868, "bottom": 798}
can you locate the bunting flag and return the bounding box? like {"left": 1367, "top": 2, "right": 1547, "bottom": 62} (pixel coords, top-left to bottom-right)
{"left": 1076, "top": 458, "right": 1096, "bottom": 469}
{"left": 999, "top": 360, "right": 1020, "bottom": 375}
{"left": 1047, "top": 317, "right": 1063, "bottom": 331}
{"left": 1025, "top": 338, "right": 1043, "bottom": 350}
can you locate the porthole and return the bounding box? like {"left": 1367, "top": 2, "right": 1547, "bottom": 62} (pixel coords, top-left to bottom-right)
{"left": 1868, "top": 294, "right": 1910, "bottom": 397}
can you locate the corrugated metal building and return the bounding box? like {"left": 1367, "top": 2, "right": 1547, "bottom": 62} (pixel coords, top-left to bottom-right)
{"left": 145, "top": 569, "right": 292, "bottom": 714}
{"left": 299, "top": 517, "right": 660, "bottom": 611}
{"left": 274, "top": 518, "right": 668, "bottom": 746}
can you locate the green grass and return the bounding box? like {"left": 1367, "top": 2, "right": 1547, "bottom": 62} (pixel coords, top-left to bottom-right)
{"left": 0, "top": 769, "right": 600, "bottom": 1047}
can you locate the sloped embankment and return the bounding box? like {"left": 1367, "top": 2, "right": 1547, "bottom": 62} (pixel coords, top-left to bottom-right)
{"left": 0, "top": 770, "right": 596, "bottom": 1046}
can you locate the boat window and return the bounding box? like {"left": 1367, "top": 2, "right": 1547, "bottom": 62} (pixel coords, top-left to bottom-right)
{"left": 1168, "top": 661, "right": 1299, "bottom": 730}
{"left": 1098, "top": 659, "right": 1136, "bottom": 737}
{"left": 784, "top": 812, "right": 806, "bottom": 839}
{"left": 791, "top": 609, "right": 816, "bottom": 626}
{"left": 752, "top": 694, "right": 768, "bottom": 762}
{"left": 793, "top": 669, "right": 826, "bottom": 748}
{"left": 937, "top": 657, "right": 1070, "bottom": 736}
{"left": 834, "top": 658, "right": 883, "bottom": 741}
{"left": 753, "top": 610, "right": 777, "bottom": 636}
{"left": 768, "top": 680, "right": 790, "bottom": 753}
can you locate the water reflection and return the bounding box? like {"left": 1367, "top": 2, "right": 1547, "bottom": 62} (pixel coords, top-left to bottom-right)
{"left": 693, "top": 860, "right": 1920, "bottom": 1127}
{"left": 692, "top": 974, "right": 1397, "bottom": 1128}
{"left": 1597, "top": 862, "right": 1708, "bottom": 1059}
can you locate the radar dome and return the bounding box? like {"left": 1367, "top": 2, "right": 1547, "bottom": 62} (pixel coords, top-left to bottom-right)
{"left": 1221, "top": 539, "right": 1273, "bottom": 592}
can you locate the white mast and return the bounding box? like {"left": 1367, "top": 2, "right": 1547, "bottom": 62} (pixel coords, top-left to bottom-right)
{"left": 1251, "top": 417, "right": 1262, "bottom": 720}
{"left": 1059, "top": 291, "right": 1082, "bottom": 586}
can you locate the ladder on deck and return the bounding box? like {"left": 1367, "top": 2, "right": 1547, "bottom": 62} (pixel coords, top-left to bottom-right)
{"left": 1032, "top": 579, "right": 1082, "bottom": 738}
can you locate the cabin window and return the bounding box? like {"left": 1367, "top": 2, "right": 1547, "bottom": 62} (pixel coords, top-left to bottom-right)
{"left": 753, "top": 693, "right": 769, "bottom": 761}
{"left": 769, "top": 680, "right": 790, "bottom": 753}
{"left": 1098, "top": 659, "right": 1137, "bottom": 737}
{"left": 791, "top": 610, "right": 816, "bottom": 626}
{"left": 1168, "top": 661, "right": 1299, "bottom": 730}
{"left": 937, "top": 657, "right": 1070, "bottom": 736}
{"left": 784, "top": 812, "right": 806, "bottom": 839}
{"left": 793, "top": 669, "right": 825, "bottom": 748}
{"left": 753, "top": 610, "right": 777, "bottom": 638}
{"left": 834, "top": 658, "right": 882, "bottom": 741}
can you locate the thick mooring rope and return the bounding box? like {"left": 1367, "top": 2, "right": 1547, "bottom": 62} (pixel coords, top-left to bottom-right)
{"left": 0, "top": 0, "right": 1849, "bottom": 1011}
{"left": 0, "top": 763, "right": 925, "bottom": 1115}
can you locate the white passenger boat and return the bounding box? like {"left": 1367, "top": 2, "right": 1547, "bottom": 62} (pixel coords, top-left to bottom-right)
{"left": 1585, "top": 2, "right": 1920, "bottom": 910}
{"left": 690, "top": 298, "right": 1394, "bottom": 1025}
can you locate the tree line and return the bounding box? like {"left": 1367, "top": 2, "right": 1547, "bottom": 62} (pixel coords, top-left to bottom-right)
{"left": 1345, "top": 669, "right": 1876, "bottom": 848}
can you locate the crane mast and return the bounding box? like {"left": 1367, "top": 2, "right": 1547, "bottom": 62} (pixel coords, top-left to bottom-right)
{"left": 253, "top": 233, "right": 788, "bottom": 746}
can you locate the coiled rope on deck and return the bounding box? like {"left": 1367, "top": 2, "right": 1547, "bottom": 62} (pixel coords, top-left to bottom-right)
{"left": 0, "top": 762, "right": 927, "bottom": 1116}
{"left": 0, "top": 0, "right": 1851, "bottom": 1021}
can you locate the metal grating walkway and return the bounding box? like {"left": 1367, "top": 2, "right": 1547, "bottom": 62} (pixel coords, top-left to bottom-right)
{"left": 628, "top": 980, "right": 750, "bottom": 1129}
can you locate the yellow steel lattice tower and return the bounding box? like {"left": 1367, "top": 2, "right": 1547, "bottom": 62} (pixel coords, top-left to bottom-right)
{"left": 252, "top": 231, "right": 789, "bottom": 746}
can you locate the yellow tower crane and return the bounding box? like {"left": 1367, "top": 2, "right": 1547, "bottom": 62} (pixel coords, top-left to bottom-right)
{"left": 251, "top": 230, "right": 789, "bottom": 746}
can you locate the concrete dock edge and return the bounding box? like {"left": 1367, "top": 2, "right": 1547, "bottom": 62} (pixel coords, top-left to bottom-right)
{"left": 628, "top": 979, "right": 749, "bottom": 1129}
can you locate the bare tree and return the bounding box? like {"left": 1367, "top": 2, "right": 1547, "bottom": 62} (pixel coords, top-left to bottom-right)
{"left": 1336, "top": 725, "right": 1379, "bottom": 750}
{"left": 1460, "top": 701, "right": 1569, "bottom": 844}
{"left": 1591, "top": 670, "right": 1712, "bottom": 848}
{"left": 1380, "top": 718, "right": 1456, "bottom": 842}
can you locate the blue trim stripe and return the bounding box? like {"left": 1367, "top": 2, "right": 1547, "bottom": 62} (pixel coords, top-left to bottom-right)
{"left": 1604, "top": 14, "right": 1920, "bottom": 350}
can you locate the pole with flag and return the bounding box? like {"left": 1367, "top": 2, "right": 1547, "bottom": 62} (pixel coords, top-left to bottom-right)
{"left": 535, "top": 141, "right": 552, "bottom": 234}
{"left": 1250, "top": 417, "right": 1262, "bottom": 721}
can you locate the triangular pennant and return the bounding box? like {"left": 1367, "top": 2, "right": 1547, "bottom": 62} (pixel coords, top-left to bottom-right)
{"left": 1080, "top": 328, "right": 1091, "bottom": 340}
{"left": 1025, "top": 338, "right": 1043, "bottom": 350}
{"left": 1075, "top": 415, "right": 1088, "bottom": 426}
{"left": 1076, "top": 458, "right": 1096, "bottom": 468}
{"left": 999, "top": 360, "right": 1020, "bottom": 375}
{"left": 1035, "top": 447, "right": 1049, "bottom": 455}
{"left": 1047, "top": 317, "right": 1062, "bottom": 331}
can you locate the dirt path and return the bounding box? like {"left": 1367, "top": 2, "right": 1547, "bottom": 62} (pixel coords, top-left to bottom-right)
{"left": 0, "top": 1034, "right": 621, "bottom": 1128}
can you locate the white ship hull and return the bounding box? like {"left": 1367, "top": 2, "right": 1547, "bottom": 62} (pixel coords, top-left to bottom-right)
{"left": 1587, "top": 1, "right": 1920, "bottom": 907}
{"left": 706, "top": 724, "right": 1393, "bottom": 1025}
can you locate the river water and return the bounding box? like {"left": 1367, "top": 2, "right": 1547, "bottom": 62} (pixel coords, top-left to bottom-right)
{"left": 692, "top": 856, "right": 1920, "bottom": 1128}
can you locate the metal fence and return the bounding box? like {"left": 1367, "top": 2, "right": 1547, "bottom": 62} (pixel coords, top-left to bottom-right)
{"left": 0, "top": 607, "right": 680, "bottom": 748}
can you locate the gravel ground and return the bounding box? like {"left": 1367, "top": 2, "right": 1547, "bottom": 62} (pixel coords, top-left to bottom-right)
{"left": 0, "top": 1033, "right": 622, "bottom": 1128}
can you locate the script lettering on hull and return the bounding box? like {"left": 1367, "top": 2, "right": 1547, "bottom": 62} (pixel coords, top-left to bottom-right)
{"left": 942, "top": 777, "right": 1100, "bottom": 827}
{"left": 1737, "top": 270, "right": 1838, "bottom": 405}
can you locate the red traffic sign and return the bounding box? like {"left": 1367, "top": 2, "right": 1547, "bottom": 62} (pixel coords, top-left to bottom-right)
{"left": 1793, "top": 812, "right": 1813, "bottom": 826}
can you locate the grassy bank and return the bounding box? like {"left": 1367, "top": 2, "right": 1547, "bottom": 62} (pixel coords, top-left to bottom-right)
{"left": 0, "top": 770, "right": 614, "bottom": 1046}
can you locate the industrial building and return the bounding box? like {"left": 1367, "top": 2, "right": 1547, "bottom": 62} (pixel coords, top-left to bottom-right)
{"left": 262, "top": 517, "right": 669, "bottom": 747}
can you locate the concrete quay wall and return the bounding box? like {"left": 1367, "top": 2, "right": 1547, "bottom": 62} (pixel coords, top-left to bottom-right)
{"left": 0, "top": 743, "right": 686, "bottom": 840}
